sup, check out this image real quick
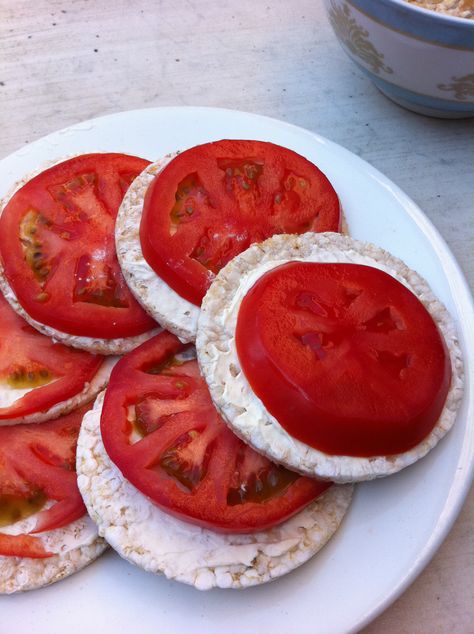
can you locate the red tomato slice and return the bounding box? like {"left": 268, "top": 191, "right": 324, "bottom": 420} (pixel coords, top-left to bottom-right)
{"left": 0, "top": 534, "right": 52, "bottom": 559}
{"left": 0, "top": 154, "right": 156, "bottom": 339}
{"left": 236, "top": 262, "right": 452, "bottom": 457}
{"left": 101, "top": 332, "right": 330, "bottom": 533}
{"left": 0, "top": 291, "right": 104, "bottom": 420}
{"left": 0, "top": 404, "right": 90, "bottom": 558}
{"left": 140, "top": 140, "right": 341, "bottom": 305}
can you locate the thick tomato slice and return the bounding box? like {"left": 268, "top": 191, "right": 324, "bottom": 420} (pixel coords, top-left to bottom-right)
{"left": 0, "top": 291, "right": 103, "bottom": 420}
{"left": 0, "top": 153, "right": 156, "bottom": 339}
{"left": 140, "top": 140, "right": 340, "bottom": 305}
{"left": 0, "top": 403, "right": 90, "bottom": 558}
{"left": 101, "top": 332, "right": 330, "bottom": 533}
{"left": 236, "top": 262, "right": 452, "bottom": 457}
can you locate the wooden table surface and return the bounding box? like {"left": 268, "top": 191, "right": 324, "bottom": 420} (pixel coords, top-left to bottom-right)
{"left": 1, "top": 1, "right": 473, "bottom": 632}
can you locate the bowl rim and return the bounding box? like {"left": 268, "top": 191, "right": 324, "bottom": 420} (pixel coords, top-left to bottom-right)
{"left": 369, "top": 0, "right": 474, "bottom": 28}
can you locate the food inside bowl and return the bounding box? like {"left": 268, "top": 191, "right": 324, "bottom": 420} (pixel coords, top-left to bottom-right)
{"left": 405, "top": 0, "right": 474, "bottom": 18}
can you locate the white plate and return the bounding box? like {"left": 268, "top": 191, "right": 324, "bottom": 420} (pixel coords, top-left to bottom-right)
{"left": 0, "top": 107, "right": 473, "bottom": 634}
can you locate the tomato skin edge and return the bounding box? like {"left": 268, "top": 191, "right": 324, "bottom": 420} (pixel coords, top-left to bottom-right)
{"left": 134, "top": 479, "right": 332, "bottom": 535}
{"left": 31, "top": 497, "right": 87, "bottom": 534}
{"left": 0, "top": 533, "right": 53, "bottom": 559}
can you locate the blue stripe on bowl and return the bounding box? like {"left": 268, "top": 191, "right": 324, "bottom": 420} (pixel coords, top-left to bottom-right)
{"left": 355, "top": 64, "right": 474, "bottom": 117}
{"left": 347, "top": 0, "right": 474, "bottom": 49}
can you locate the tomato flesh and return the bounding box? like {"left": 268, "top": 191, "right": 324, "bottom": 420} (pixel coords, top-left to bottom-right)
{"left": 0, "top": 291, "right": 104, "bottom": 420}
{"left": 101, "top": 332, "right": 330, "bottom": 533}
{"left": 0, "top": 153, "right": 156, "bottom": 338}
{"left": 0, "top": 404, "right": 90, "bottom": 558}
{"left": 235, "top": 262, "right": 452, "bottom": 457}
{"left": 140, "top": 140, "right": 341, "bottom": 305}
{"left": 0, "top": 534, "right": 52, "bottom": 559}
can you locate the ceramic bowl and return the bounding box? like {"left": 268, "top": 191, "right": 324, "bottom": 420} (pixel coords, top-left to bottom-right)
{"left": 322, "top": 0, "right": 474, "bottom": 118}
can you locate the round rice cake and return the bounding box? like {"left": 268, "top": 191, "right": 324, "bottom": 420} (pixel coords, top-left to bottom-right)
{"left": 0, "top": 155, "right": 160, "bottom": 355}
{"left": 0, "top": 514, "right": 107, "bottom": 594}
{"left": 196, "top": 232, "right": 464, "bottom": 483}
{"left": 77, "top": 392, "right": 353, "bottom": 590}
{"left": 115, "top": 157, "right": 199, "bottom": 343}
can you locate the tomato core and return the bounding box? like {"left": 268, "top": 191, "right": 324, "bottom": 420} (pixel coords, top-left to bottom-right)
{"left": 235, "top": 262, "right": 452, "bottom": 457}
{"left": 101, "top": 332, "right": 330, "bottom": 533}
{"left": 140, "top": 140, "right": 340, "bottom": 305}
